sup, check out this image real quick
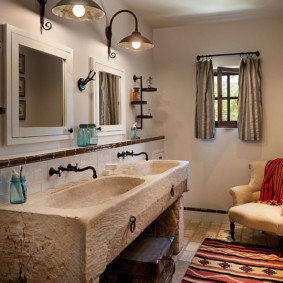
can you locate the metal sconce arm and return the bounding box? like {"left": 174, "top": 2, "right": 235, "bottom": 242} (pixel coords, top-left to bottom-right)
{"left": 38, "top": 0, "right": 52, "bottom": 31}
{"left": 105, "top": 10, "right": 138, "bottom": 59}
{"left": 78, "top": 70, "right": 96, "bottom": 91}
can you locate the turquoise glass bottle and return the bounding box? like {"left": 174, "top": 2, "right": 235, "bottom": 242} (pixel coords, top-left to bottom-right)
{"left": 88, "top": 124, "right": 98, "bottom": 145}
{"left": 10, "top": 172, "right": 27, "bottom": 204}
{"left": 77, "top": 124, "right": 90, "bottom": 146}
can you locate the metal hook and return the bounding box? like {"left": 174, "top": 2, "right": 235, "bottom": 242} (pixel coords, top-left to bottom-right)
{"left": 78, "top": 70, "right": 96, "bottom": 91}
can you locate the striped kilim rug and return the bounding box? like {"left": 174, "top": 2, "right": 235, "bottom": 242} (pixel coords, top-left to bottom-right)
{"left": 182, "top": 238, "right": 283, "bottom": 283}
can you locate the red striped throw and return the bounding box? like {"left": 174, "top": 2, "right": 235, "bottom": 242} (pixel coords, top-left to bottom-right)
{"left": 259, "top": 159, "right": 283, "bottom": 205}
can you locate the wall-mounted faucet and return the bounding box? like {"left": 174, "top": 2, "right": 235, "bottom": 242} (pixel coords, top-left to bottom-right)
{"left": 49, "top": 164, "right": 97, "bottom": 179}
{"left": 126, "top": 150, "right": 149, "bottom": 161}
{"left": 117, "top": 151, "right": 127, "bottom": 159}
{"left": 117, "top": 150, "right": 148, "bottom": 161}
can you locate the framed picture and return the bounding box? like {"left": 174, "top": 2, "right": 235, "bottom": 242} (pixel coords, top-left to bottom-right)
{"left": 19, "top": 77, "right": 25, "bottom": 97}
{"left": 19, "top": 100, "right": 26, "bottom": 120}
{"left": 19, "top": 54, "right": 25, "bottom": 74}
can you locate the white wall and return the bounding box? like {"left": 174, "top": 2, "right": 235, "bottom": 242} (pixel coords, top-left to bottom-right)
{"left": 153, "top": 16, "right": 283, "bottom": 212}
{"left": 0, "top": 0, "right": 154, "bottom": 156}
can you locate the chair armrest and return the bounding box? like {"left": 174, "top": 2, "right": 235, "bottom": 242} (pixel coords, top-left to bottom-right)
{"left": 229, "top": 185, "right": 259, "bottom": 206}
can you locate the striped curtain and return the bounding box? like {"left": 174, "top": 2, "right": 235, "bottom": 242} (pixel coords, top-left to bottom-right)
{"left": 99, "top": 72, "right": 120, "bottom": 125}
{"left": 195, "top": 60, "right": 215, "bottom": 139}
{"left": 238, "top": 58, "right": 262, "bottom": 141}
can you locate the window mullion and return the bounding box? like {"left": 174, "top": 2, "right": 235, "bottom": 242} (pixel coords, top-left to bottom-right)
{"left": 217, "top": 67, "right": 223, "bottom": 127}
{"left": 227, "top": 75, "right": 230, "bottom": 122}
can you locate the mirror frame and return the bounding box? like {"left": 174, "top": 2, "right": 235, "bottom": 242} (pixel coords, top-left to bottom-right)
{"left": 91, "top": 58, "right": 126, "bottom": 136}
{"left": 2, "top": 24, "right": 74, "bottom": 145}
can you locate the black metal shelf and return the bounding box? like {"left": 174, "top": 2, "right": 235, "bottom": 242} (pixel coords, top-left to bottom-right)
{"left": 137, "top": 115, "right": 153, "bottom": 119}
{"left": 133, "top": 75, "right": 157, "bottom": 130}
{"left": 142, "top": 87, "right": 157, "bottom": 92}
{"left": 131, "top": 101, "right": 147, "bottom": 105}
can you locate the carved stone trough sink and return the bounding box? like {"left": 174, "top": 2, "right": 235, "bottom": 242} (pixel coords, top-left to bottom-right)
{"left": 43, "top": 176, "right": 145, "bottom": 209}
{"left": 118, "top": 160, "right": 181, "bottom": 176}
{"left": 0, "top": 160, "right": 189, "bottom": 283}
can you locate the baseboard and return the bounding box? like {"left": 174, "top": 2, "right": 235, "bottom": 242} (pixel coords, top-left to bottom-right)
{"left": 184, "top": 208, "right": 229, "bottom": 224}
{"left": 184, "top": 207, "right": 228, "bottom": 214}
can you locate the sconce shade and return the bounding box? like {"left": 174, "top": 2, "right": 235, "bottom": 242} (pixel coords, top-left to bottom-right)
{"left": 118, "top": 31, "right": 154, "bottom": 50}
{"left": 52, "top": 0, "right": 105, "bottom": 21}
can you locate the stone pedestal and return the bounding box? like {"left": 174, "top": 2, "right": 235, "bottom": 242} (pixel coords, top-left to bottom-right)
{"left": 145, "top": 196, "right": 184, "bottom": 254}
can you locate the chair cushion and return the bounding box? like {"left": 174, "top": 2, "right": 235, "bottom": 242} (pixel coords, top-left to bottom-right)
{"left": 229, "top": 203, "right": 283, "bottom": 236}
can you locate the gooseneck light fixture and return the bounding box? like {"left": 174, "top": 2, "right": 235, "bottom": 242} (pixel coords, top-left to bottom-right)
{"left": 105, "top": 10, "right": 154, "bottom": 59}
{"left": 52, "top": 0, "right": 105, "bottom": 21}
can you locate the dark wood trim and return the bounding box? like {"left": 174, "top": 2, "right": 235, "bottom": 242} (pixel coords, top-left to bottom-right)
{"left": 184, "top": 207, "right": 228, "bottom": 214}
{"left": 214, "top": 67, "right": 239, "bottom": 129}
{"left": 0, "top": 136, "right": 165, "bottom": 169}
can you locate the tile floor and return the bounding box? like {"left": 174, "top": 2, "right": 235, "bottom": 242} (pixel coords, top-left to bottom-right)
{"left": 172, "top": 219, "right": 278, "bottom": 283}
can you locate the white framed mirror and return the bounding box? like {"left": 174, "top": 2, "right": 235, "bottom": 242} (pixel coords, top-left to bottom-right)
{"left": 91, "top": 58, "right": 126, "bottom": 136}
{"left": 3, "top": 24, "right": 73, "bottom": 145}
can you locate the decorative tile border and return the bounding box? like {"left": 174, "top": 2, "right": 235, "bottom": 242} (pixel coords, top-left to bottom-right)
{"left": 0, "top": 136, "right": 165, "bottom": 169}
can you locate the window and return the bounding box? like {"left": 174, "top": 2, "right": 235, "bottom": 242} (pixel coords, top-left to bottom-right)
{"left": 214, "top": 67, "right": 239, "bottom": 128}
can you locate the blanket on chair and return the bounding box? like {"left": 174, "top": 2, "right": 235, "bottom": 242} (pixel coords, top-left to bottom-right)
{"left": 259, "top": 158, "right": 283, "bottom": 205}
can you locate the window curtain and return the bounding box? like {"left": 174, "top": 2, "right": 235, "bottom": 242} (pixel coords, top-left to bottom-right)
{"left": 99, "top": 72, "right": 120, "bottom": 125}
{"left": 238, "top": 58, "right": 262, "bottom": 141}
{"left": 195, "top": 60, "right": 215, "bottom": 139}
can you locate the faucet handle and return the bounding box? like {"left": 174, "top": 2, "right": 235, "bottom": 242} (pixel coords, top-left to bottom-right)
{"left": 67, "top": 163, "right": 78, "bottom": 169}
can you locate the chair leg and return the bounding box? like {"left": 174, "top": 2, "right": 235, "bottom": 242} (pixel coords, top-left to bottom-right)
{"left": 230, "top": 222, "right": 235, "bottom": 241}
{"left": 278, "top": 236, "right": 283, "bottom": 257}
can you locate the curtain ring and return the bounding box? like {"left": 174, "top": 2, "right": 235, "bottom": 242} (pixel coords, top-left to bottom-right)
{"left": 240, "top": 53, "right": 244, "bottom": 58}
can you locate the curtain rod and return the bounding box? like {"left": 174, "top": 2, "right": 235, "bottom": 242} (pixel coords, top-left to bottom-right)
{"left": 196, "top": 51, "right": 260, "bottom": 61}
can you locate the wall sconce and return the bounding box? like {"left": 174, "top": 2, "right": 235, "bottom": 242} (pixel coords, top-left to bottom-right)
{"left": 78, "top": 70, "right": 96, "bottom": 91}
{"left": 38, "top": 0, "right": 105, "bottom": 31}
{"left": 38, "top": 0, "right": 52, "bottom": 30}
{"left": 52, "top": 0, "right": 105, "bottom": 21}
{"left": 105, "top": 10, "right": 154, "bottom": 59}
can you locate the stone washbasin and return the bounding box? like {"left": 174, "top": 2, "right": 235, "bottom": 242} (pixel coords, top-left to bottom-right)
{"left": 0, "top": 160, "right": 190, "bottom": 283}
{"left": 42, "top": 176, "right": 145, "bottom": 209}
{"left": 118, "top": 160, "right": 181, "bottom": 176}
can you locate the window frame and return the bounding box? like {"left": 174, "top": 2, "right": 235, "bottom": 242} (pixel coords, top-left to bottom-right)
{"left": 214, "top": 67, "right": 239, "bottom": 128}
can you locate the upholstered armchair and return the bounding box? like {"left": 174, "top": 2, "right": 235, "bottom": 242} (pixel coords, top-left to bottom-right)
{"left": 228, "top": 161, "right": 283, "bottom": 253}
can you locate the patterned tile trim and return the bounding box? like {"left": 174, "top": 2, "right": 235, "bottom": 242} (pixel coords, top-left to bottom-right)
{"left": 0, "top": 136, "right": 165, "bottom": 169}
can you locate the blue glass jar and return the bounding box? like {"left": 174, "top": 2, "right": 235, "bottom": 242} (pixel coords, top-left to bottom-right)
{"left": 77, "top": 124, "right": 90, "bottom": 146}
{"left": 10, "top": 177, "right": 27, "bottom": 204}
{"left": 88, "top": 124, "right": 98, "bottom": 145}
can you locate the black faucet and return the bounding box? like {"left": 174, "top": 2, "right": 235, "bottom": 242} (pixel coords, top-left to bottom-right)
{"left": 49, "top": 163, "right": 97, "bottom": 179}
{"left": 125, "top": 150, "right": 149, "bottom": 161}
{"left": 117, "top": 151, "right": 127, "bottom": 159}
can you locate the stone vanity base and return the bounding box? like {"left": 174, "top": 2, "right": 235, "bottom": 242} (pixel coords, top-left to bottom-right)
{"left": 0, "top": 160, "right": 189, "bottom": 282}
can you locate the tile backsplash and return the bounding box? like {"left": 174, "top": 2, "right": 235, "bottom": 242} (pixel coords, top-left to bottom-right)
{"left": 0, "top": 137, "right": 164, "bottom": 204}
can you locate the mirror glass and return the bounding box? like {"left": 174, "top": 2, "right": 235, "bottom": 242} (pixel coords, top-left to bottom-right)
{"left": 93, "top": 59, "right": 125, "bottom": 134}
{"left": 19, "top": 45, "right": 64, "bottom": 127}
{"left": 98, "top": 71, "right": 121, "bottom": 126}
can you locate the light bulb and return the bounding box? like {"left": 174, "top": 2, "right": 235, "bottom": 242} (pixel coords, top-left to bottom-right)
{"left": 132, "top": 41, "right": 141, "bottom": 49}
{"left": 72, "top": 5, "right": 85, "bottom": 18}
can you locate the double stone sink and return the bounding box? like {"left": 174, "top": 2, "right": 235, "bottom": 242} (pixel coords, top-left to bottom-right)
{"left": 0, "top": 160, "right": 190, "bottom": 283}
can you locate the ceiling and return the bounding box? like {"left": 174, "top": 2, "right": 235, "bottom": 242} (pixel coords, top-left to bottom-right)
{"left": 121, "top": 0, "right": 283, "bottom": 28}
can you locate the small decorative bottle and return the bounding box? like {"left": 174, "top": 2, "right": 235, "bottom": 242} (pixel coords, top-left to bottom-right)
{"left": 88, "top": 124, "right": 98, "bottom": 145}
{"left": 132, "top": 88, "right": 140, "bottom": 101}
{"left": 10, "top": 170, "right": 27, "bottom": 204}
{"left": 131, "top": 123, "right": 139, "bottom": 140}
{"left": 77, "top": 124, "right": 90, "bottom": 147}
